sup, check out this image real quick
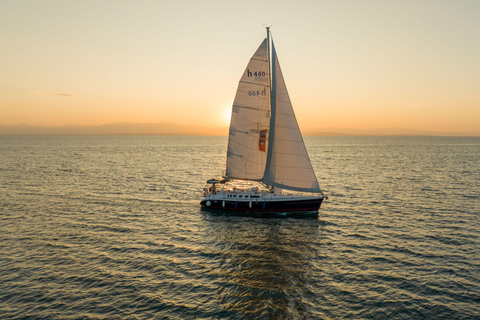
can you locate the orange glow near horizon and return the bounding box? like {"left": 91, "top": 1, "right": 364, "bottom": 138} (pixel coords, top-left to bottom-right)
{"left": 1, "top": 1, "right": 479, "bottom": 135}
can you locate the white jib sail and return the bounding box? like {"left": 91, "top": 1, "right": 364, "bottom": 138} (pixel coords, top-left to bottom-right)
{"left": 225, "top": 39, "right": 271, "bottom": 180}
{"left": 263, "top": 42, "right": 321, "bottom": 193}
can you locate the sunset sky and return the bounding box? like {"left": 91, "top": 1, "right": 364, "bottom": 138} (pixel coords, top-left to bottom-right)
{"left": 1, "top": 0, "right": 479, "bottom": 134}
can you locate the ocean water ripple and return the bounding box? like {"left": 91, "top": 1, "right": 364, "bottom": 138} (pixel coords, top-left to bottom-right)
{"left": 1, "top": 135, "right": 479, "bottom": 319}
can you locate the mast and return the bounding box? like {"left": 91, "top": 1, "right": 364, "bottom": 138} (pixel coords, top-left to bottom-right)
{"left": 266, "top": 27, "right": 272, "bottom": 91}
{"left": 263, "top": 27, "right": 276, "bottom": 188}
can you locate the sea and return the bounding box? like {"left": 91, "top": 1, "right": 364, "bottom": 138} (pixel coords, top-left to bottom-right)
{"left": 0, "top": 135, "right": 479, "bottom": 319}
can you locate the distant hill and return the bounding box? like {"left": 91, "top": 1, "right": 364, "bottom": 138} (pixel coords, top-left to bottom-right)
{"left": 0, "top": 122, "right": 228, "bottom": 136}
{"left": 1, "top": 123, "right": 479, "bottom": 136}
{"left": 304, "top": 127, "right": 480, "bottom": 137}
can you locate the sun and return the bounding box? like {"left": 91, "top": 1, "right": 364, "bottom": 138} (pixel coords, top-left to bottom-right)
{"left": 223, "top": 107, "right": 232, "bottom": 125}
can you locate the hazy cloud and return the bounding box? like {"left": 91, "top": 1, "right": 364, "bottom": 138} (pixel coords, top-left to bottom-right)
{"left": 52, "top": 93, "right": 76, "bottom": 97}
{"left": 28, "top": 90, "right": 77, "bottom": 97}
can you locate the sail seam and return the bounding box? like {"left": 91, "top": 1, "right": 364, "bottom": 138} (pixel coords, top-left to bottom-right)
{"left": 229, "top": 120, "right": 267, "bottom": 127}
{"left": 239, "top": 80, "right": 269, "bottom": 86}
{"left": 228, "top": 158, "right": 265, "bottom": 167}
{"left": 232, "top": 105, "right": 268, "bottom": 112}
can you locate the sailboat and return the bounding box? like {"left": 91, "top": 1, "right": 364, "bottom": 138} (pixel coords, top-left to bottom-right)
{"left": 200, "top": 28, "right": 325, "bottom": 212}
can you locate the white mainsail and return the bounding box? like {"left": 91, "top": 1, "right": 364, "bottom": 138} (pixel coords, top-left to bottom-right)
{"left": 225, "top": 35, "right": 320, "bottom": 193}
{"left": 262, "top": 43, "right": 320, "bottom": 192}
{"left": 225, "top": 39, "right": 271, "bottom": 180}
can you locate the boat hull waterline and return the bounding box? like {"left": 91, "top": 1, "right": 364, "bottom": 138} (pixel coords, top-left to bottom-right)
{"left": 200, "top": 193, "right": 324, "bottom": 212}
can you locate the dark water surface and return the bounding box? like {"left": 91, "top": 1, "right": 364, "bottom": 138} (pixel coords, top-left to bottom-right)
{"left": 1, "top": 135, "right": 479, "bottom": 319}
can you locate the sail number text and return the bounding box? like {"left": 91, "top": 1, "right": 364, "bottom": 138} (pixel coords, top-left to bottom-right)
{"left": 248, "top": 88, "right": 267, "bottom": 96}
{"left": 247, "top": 68, "right": 266, "bottom": 78}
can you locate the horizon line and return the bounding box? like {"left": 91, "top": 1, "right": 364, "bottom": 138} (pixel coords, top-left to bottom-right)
{"left": 1, "top": 122, "right": 479, "bottom": 137}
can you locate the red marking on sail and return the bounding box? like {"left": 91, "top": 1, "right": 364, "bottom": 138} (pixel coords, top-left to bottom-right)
{"left": 259, "top": 129, "right": 267, "bottom": 152}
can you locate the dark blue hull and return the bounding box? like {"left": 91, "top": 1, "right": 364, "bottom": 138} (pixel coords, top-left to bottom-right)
{"left": 200, "top": 197, "right": 323, "bottom": 212}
